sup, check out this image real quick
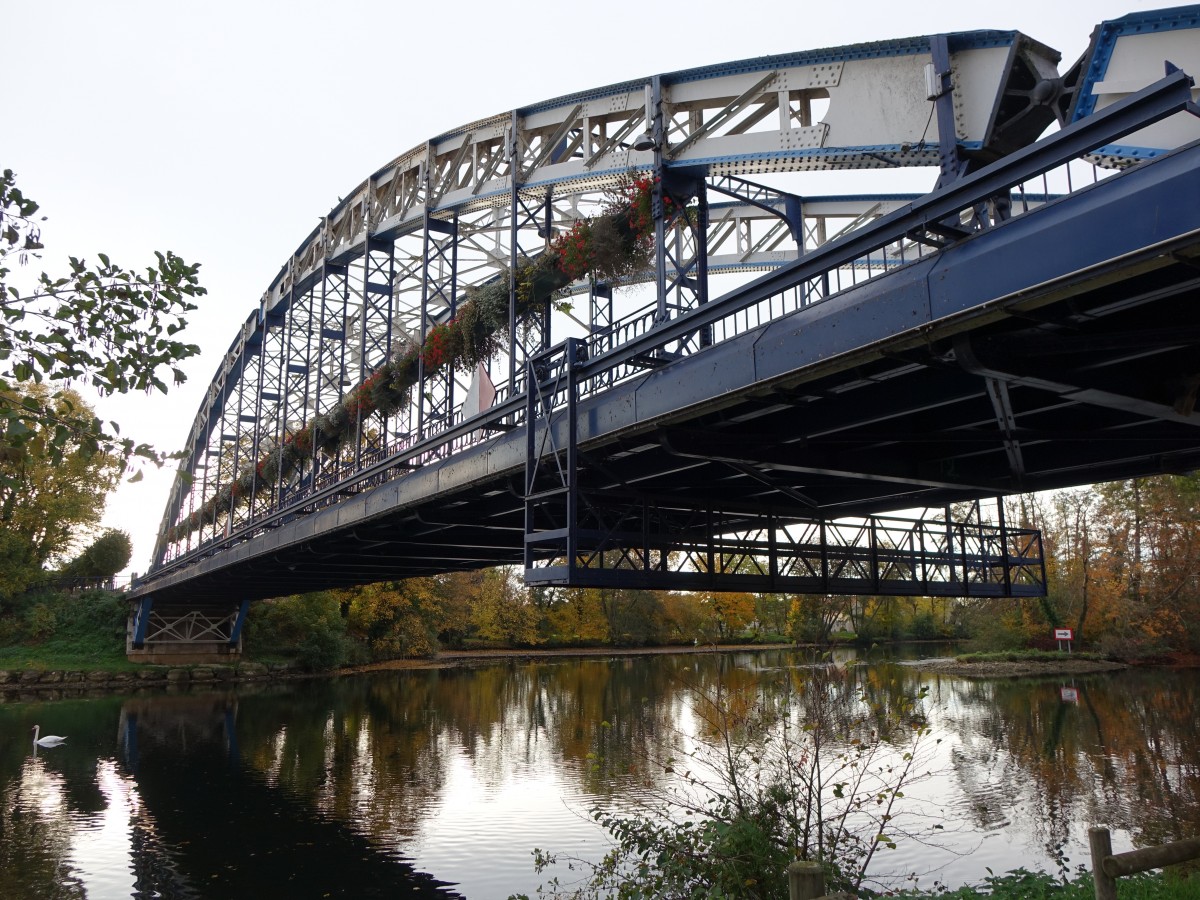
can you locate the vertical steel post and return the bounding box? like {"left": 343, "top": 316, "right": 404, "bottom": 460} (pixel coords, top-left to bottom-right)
{"left": 997, "top": 495, "right": 1012, "bottom": 595}
{"left": 508, "top": 111, "right": 521, "bottom": 393}
{"left": 944, "top": 505, "right": 956, "bottom": 589}
{"left": 649, "top": 75, "right": 667, "bottom": 323}
{"left": 819, "top": 519, "right": 830, "bottom": 593}
{"left": 696, "top": 187, "right": 712, "bottom": 346}
{"left": 279, "top": 269, "right": 299, "bottom": 501}
{"left": 565, "top": 339, "right": 580, "bottom": 577}
{"left": 930, "top": 34, "right": 964, "bottom": 188}
{"left": 131, "top": 596, "right": 153, "bottom": 650}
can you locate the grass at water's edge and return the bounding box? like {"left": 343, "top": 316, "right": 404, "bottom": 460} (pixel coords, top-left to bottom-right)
{"left": 893, "top": 868, "right": 1200, "bottom": 898}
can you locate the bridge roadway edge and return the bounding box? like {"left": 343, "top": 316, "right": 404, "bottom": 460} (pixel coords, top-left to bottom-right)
{"left": 135, "top": 138, "right": 1200, "bottom": 606}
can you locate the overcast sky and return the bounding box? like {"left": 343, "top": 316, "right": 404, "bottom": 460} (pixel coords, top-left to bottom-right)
{"left": 6, "top": 0, "right": 1164, "bottom": 575}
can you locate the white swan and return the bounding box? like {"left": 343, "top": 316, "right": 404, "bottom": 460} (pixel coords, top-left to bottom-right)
{"left": 32, "top": 725, "right": 66, "bottom": 747}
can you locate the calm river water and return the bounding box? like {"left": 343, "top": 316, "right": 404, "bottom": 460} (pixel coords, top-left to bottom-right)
{"left": 0, "top": 648, "right": 1196, "bottom": 899}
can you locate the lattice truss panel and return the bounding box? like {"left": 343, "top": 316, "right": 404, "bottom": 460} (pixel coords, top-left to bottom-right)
{"left": 153, "top": 14, "right": 1199, "bottom": 567}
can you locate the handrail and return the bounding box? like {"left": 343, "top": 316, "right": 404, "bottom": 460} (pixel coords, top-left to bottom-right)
{"left": 1089, "top": 826, "right": 1200, "bottom": 899}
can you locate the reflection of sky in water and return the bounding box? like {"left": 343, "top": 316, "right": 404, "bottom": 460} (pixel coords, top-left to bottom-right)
{"left": 9, "top": 755, "right": 145, "bottom": 899}
{"left": 67, "top": 761, "right": 140, "bottom": 898}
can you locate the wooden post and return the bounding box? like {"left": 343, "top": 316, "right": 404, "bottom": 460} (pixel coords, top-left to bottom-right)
{"left": 1090, "top": 826, "right": 1118, "bottom": 900}
{"left": 787, "top": 861, "right": 825, "bottom": 900}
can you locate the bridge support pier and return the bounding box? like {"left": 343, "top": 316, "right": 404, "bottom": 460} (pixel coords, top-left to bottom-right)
{"left": 126, "top": 596, "right": 248, "bottom": 664}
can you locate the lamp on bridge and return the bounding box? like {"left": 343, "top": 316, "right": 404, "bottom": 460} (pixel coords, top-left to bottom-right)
{"left": 632, "top": 132, "right": 657, "bottom": 152}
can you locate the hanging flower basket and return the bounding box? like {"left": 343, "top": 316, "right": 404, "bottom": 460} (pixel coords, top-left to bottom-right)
{"left": 173, "top": 170, "right": 670, "bottom": 543}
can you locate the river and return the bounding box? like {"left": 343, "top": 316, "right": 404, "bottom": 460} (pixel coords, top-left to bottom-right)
{"left": 1, "top": 648, "right": 1196, "bottom": 898}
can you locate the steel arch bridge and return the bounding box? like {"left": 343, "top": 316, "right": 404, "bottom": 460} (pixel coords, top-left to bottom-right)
{"left": 130, "top": 7, "right": 1200, "bottom": 657}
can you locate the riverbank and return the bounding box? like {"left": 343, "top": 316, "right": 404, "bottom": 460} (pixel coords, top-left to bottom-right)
{"left": 915, "top": 657, "right": 1128, "bottom": 677}
{"left": 0, "top": 643, "right": 1142, "bottom": 697}
{"left": 344, "top": 641, "right": 801, "bottom": 674}
{"left": 0, "top": 643, "right": 802, "bottom": 696}
{"left": 0, "top": 661, "right": 286, "bottom": 698}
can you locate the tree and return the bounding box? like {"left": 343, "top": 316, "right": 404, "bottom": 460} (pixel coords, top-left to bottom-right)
{"left": 0, "top": 169, "right": 205, "bottom": 476}
{"left": 58, "top": 528, "right": 132, "bottom": 583}
{"left": 704, "top": 589, "right": 756, "bottom": 640}
{"left": 0, "top": 384, "right": 120, "bottom": 599}
{"left": 471, "top": 567, "right": 541, "bottom": 646}
{"left": 344, "top": 578, "right": 443, "bottom": 659}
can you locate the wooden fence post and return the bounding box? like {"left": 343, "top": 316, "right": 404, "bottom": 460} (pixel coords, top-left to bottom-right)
{"left": 788, "top": 861, "right": 825, "bottom": 900}
{"left": 1090, "top": 826, "right": 1118, "bottom": 900}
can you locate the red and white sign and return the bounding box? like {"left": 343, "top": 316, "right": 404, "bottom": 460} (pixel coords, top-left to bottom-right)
{"left": 1060, "top": 687, "right": 1079, "bottom": 703}
{"left": 1054, "top": 628, "right": 1074, "bottom": 641}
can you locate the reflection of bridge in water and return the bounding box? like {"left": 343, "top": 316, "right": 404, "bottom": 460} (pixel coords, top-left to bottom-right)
{"left": 130, "top": 8, "right": 1200, "bottom": 656}
{"left": 115, "top": 692, "right": 463, "bottom": 898}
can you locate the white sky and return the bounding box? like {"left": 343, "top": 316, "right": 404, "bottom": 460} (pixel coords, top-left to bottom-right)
{"left": 5, "top": 0, "right": 1165, "bottom": 575}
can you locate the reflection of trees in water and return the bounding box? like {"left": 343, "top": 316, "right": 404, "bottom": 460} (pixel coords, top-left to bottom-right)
{"left": 232, "top": 651, "right": 933, "bottom": 846}
{"left": 190, "top": 654, "right": 1200, "bottom": 886}
{"left": 936, "top": 669, "right": 1200, "bottom": 860}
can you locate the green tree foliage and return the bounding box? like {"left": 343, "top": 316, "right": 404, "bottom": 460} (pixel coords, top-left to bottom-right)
{"left": 58, "top": 528, "right": 132, "bottom": 582}
{"left": 244, "top": 592, "right": 349, "bottom": 671}
{"left": 0, "top": 169, "right": 205, "bottom": 475}
{"left": 0, "top": 384, "right": 120, "bottom": 599}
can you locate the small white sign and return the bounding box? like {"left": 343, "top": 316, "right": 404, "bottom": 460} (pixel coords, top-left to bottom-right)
{"left": 1054, "top": 628, "right": 1074, "bottom": 641}
{"left": 1061, "top": 687, "right": 1079, "bottom": 703}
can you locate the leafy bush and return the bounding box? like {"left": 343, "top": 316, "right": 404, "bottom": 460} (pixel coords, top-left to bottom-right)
{"left": 0, "top": 588, "right": 130, "bottom": 666}
{"left": 907, "top": 612, "right": 943, "bottom": 641}
{"left": 22, "top": 601, "right": 57, "bottom": 639}
{"left": 1097, "top": 631, "right": 1170, "bottom": 661}
{"left": 245, "top": 592, "right": 349, "bottom": 670}
{"left": 955, "top": 650, "right": 1105, "bottom": 664}
{"left": 296, "top": 629, "right": 350, "bottom": 673}
{"left": 515, "top": 664, "right": 942, "bottom": 898}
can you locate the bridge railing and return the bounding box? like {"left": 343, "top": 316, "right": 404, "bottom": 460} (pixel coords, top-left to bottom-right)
{"left": 154, "top": 71, "right": 1198, "bottom": 574}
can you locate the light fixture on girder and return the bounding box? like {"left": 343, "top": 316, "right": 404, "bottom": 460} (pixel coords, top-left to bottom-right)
{"left": 634, "top": 83, "right": 658, "bottom": 151}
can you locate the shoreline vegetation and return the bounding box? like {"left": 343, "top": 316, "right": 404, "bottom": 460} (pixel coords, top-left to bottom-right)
{"left": 0, "top": 641, "right": 1163, "bottom": 694}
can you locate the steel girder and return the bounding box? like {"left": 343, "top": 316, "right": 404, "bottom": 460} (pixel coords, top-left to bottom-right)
{"left": 148, "top": 18, "right": 1200, "bottom": 592}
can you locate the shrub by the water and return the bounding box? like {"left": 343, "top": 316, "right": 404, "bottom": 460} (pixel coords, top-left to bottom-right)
{"left": 244, "top": 592, "right": 351, "bottom": 671}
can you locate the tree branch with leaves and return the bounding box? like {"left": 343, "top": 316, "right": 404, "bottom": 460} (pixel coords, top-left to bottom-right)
{"left": 0, "top": 168, "right": 205, "bottom": 478}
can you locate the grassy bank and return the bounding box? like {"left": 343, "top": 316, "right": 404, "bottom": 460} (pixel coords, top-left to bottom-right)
{"left": 0, "top": 588, "right": 136, "bottom": 671}
{"left": 896, "top": 869, "right": 1200, "bottom": 898}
